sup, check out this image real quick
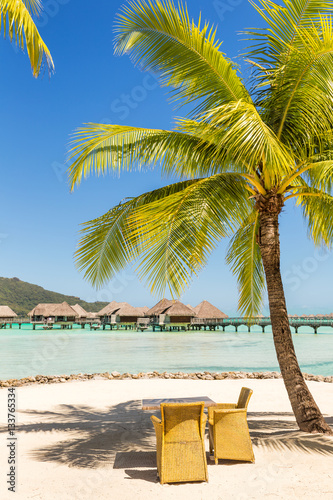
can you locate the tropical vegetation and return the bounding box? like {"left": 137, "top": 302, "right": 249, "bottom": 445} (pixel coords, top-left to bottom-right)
{"left": 0, "top": 0, "right": 53, "bottom": 76}
{"left": 68, "top": 0, "right": 333, "bottom": 434}
{"left": 0, "top": 277, "right": 108, "bottom": 316}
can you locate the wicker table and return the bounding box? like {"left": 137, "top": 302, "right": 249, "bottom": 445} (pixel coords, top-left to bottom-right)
{"left": 142, "top": 396, "right": 217, "bottom": 410}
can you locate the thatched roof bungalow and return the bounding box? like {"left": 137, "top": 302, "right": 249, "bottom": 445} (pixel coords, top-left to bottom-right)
{"left": 28, "top": 302, "right": 78, "bottom": 323}
{"left": 135, "top": 306, "right": 149, "bottom": 316}
{"left": 87, "top": 311, "right": 100, "bottom": 320}
{"left": 193, "top": 300, "right": 228, "bottom": 319}
{"left": 146, "top": 299, "right": 196, "bottom": 326}
{"left": 71, "top": 304, "right": 88, "bottom": 319}
{"left": 98, "top": 302, "right": 149, "bottom": 325}
{"left": 145, "top": 298, "right": 173, "bottom": 316}
{"left": 186, "top": 304, "right": 196, "bottom": 312}
{"left": 0, "top": 306, "right": 17, "bottom": 322}
{"left": 97, "top": 301, "right": 122, "bottom": 317}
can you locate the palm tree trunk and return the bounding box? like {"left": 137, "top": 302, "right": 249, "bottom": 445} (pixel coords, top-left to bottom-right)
{"left": 258, "top": 204, "right": 332, "bottom": 434}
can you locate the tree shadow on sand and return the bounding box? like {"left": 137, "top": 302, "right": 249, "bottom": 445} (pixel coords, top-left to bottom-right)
{"left": 248, "top": 412, "right": 333, "bottom": 456}
{"left": 20, "top": 400, "right": 158, "bottom": 468}
{"left": 5, "top": 403, "right": 332, "bottom": 471}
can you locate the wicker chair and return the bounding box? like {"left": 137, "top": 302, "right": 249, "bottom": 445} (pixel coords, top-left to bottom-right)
{"left": 208, "top": 387, "right": 254, "bottom": 464}
{"left": 150, "top": 402, "right": 208, "bottom": 484}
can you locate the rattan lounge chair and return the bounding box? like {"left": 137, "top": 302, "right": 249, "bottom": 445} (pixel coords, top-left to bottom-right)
{"left": 208, "top": 387, "right": 254, "bottom": 464}
{"left": 150, "top": 402, "right": 208, "bottom": 484}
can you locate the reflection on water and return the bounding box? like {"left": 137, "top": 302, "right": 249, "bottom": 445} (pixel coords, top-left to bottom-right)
{"left": 1, "top": 326, "right": 332, "bottom": 379}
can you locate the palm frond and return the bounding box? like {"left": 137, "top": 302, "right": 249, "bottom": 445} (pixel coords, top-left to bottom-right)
{"left": 114, "top": 0, "right": 250, "bottom": 116}
{"left": 69, "top": 122, "right": 261, "bottom": 188}
{"left": 303, "top": 159, "right": 333, "bottom": 194}
{"left": 22, "top": 0, "right": 42, "bottom": 16}
{"left": 267, "top": 19, "right": 333, "bottom": 146}
{"left": 0, "top": 0, "right": 54, "bottom": 76}
{"left": 246, "top": 0, "right": 333, "bottom": 65}
{"left": 226, "top": 211, "right": 265, "bottom": 317}
{"left": 68, "top": 123, "right": 225, "bottom": 188}
{"left": 75, "top": 179, "right": 199, "bottom": 288}
{"left": 297, "top": 188, "right": 333, "bottom": 246}
{"left": 130, "top": 174, "right": 250, "bottom": 296}
{"left": 178, "top": 100, "right": 294, "bottom": 185}
{"left": 246, "top": 4, "right": 333, "bottom": 153}
{"left": 75, "top": 174, "right": 250, "bottom": 295}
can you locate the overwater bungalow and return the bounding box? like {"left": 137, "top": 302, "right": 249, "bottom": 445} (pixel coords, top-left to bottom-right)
{"left": 98, "top": 302, "right": 149, "bottom": 328}
{"left": 71, "top": 304, "right": 101, "bottom": 328}
{"left": 0, "top": 306, "right": 18, "bottom": 327}
{"left": 97, "top": 301, "right": 123, "bottom": 321}
{"left": 28, "top": 302, "right": 78, "bottom": 328}
{"left": 71, "top": 304, "right": 88, "bottom": 320}
{"left": 193, "top": 300, "right": 228, "bottom": 319}
{"left": 145, "top": 299, "right": 196, "bottom": 329}
{"left": 191, "top": 300, "right": 228, "bottom": 329}
{"left": 145, "top": 298, "right": 172, "bottom": 316}
{"left": 186, "top": 304, "right": 196, "bottom": 312}
{"left": 136, "top": 306, "right": 149, "bottom": 316}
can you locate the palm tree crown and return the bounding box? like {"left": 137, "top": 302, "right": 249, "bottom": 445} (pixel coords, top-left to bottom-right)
{"left": 68, "top": 0, "right": 333, "bottom": 316}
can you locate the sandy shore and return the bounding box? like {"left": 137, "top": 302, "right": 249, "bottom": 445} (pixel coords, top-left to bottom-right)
{"left": 0, "top": 378, "right": 333, "bottom": 499}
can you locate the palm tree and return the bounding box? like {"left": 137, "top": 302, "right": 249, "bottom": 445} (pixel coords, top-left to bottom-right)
{"left": 0, "top": 0, "right": 53, "bottom": 76}
{"left": 68, "top": 0, "right": 333, "bottom": 434}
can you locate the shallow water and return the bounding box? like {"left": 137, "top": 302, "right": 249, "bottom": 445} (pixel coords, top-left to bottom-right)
{"left": 0, "top": 325, "right": 332, "bottom": 379}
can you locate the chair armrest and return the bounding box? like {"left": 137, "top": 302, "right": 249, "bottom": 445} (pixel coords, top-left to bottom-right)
{"left": 208, "top": 404, "right": 237, "bottom": 424}
{"left": 213, "top": 408, "right": 247, "bottom": 423}
{"left": 208, "top": 406, "right": 245, "bottom": 425}
{"left": 150, "top": 415, "right": 162, "bottom": 425}
{"left": 214, "top": 408, "right": 247, "bottom": 414}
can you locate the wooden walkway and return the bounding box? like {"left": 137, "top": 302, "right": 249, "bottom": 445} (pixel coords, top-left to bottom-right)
{"left": 1, "top": 317, "right": 333, "bottom": 333}
{"left": 191, "top": 317, "right": 333, "bottom": 333}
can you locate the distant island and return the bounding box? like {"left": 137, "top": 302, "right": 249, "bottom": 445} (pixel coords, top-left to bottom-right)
{"left": 0, "top": 277, "right": 108, "bottom": 316}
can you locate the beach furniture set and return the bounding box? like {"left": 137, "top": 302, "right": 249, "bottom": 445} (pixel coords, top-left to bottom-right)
{"left": 144, "top": 387, "right": 254, "bottom": 484}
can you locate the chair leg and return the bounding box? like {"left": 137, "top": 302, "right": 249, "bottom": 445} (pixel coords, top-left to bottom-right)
{"left": 215, "top": 457, "right": 218, "bottom": 465}
{"left": 209, "top": 425, "right": 213, "bottom": 454}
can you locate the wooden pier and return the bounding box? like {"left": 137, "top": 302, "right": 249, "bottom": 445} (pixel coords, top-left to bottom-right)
{"left": 0, "top": 318, "right": 101, "bottom": 330}
{"left": 1, "top": 316, "right": 333, "bottom": 333}
{"left": 190, "top": 316, "right": 333, "bottom": 333}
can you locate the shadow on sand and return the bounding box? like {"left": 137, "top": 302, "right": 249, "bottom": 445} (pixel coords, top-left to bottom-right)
{"left": 0, "top": 401, "right": 331, "bottom": 475}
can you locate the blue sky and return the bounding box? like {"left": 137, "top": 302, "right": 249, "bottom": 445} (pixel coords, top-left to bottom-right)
{"left": 0, "top": 0, "right": 332, "bottom": 315}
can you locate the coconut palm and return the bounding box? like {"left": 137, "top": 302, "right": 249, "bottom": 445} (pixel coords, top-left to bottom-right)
{"left": 68, "top": 0, "right": 333, "bottom": 433}
{"left": 0, "top": 0, "right": 53, "bottom": 76}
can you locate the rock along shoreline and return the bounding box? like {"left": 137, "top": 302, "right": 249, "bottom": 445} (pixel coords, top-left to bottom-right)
{"left": 1, "top": 371, "right": 332, "bottom": 388}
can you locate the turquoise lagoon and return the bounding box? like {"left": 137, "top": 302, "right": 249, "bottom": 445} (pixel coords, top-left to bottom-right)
{"left": 1, "top": 325, "right": 333, "bottom": 380}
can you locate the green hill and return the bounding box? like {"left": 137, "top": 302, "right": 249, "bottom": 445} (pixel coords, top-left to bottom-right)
{"left": 0, "top": 277, "right": 109, "bottom": 316}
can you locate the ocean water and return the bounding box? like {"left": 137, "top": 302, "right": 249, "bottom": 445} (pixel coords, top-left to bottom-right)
{"left": 0, "top": 325, "right": 332, "bottom": 380}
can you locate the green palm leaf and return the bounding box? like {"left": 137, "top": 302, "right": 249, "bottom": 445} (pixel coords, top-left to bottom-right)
{"left": 179, "top": 100, "right": 293, "bottom": 182}
{"left": 75, "top": 179, "right": 199, "bottom": 288}
{"left": 297, "top": 188, "right": 333, "bottom": 246}
{"left": 130, "top": 174, "right": 250, "bottom": 296}
{"left": 0, "top": 0, "right": 54, "bottom": 76}
{"left": 68, "top": 123, "right": 230, "bottom": 188}
{"left": 226, "top": 211, "right": 265, "bottom": 317}
{"left": 262, "top": 19, "right": 333, "bottom": 147}
{"left": 75, "top": 174, "right": 250, "bottom": 295}
{"left": 114, "top": 0, "right": 250, "bottom": 115}
{"left": 246, "top": 0, "right": 333, "bottom": 64}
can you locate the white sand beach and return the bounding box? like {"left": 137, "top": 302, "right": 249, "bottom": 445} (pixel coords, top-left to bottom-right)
{"left": 1, "top": 378, "right": 333, "bottom": 500}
